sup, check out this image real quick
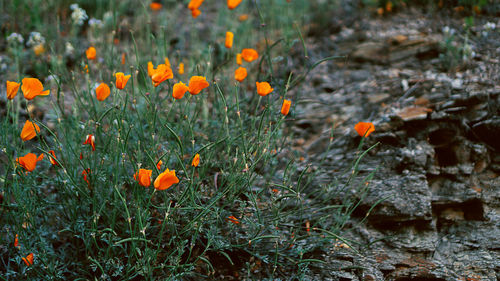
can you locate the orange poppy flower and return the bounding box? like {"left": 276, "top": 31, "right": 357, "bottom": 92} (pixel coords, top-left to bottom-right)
{"left": 191, "top": 153, "right": 200, "bottom": 167}
{"left": 241, "top": 48, "right": 258, "bottom": 62}
{"left": 188, "top": 76, "right": 209, "bottom": 95}
{"left": 84, "top": 64, "right": 89, "bottom": 73}
{"left": 354, "top": 122, "right": 375, "bottom": 137}
{"left": 96, "top": 82, "right": 111, "bottom": 101}
{"left": 236, "top": 53, "right": 242, "bottom": 65}
{"left": 86, "top": 46, "right": 96, "bottom": 60}
{"left": 6, "top": 81, "right": 20, "bottom": 100}
{"left": 281, "top": 99, "right": 291, "bottom": 116}
{"left": 225, "top": 31, "right": 234, "bottom": 49}
{"left": 238, "top": 14, "right": 249, "bottom": 21}
{"left": 154, "top": 168, "right": 179, "bottom": 190}
{"left": 22, "top": 253, "right": 34, "bottom": 266}
{"left": 21, "top": 78, "right": 50, "bottom": 100}
{"left": 164, "top": 57, "right": 171, "bottom": 68}
{"left": 256, "top": 82, "right": 273, "bottom": 96}
{"left": 20, "top": 120, "right": 40, "bottom": 141}
{"left": 234, "top": 67, "right": 247, "bottom": 82}
{"left": 149, "top": 62, "right": 174, "bottom": 87}
{"left": 173, "top": 81, "right": 189, "bottom": 99}
{"left": 14, "top": 234, "right": 19, "bottom": 247}
{"left": 121, "top": 53, "right": 126, "bottom": 65}
{"left": 16, "top": 153, "right": 44, "bottom": 172}
{"left": 48, "top": 150, "right": 59, "bottom": 166}
{"left": 188, "top": 0, "right": 204, "bottom": 10}
{"left": 178, "top": 62, "right": 185, "bottom": 75}
{"left": 226, "top": 215, "right": 240, "bottom": 224}
{"left": 83, "top": 134, "right": 95, "bottom": 151}
{"left": 227, "top": 0, "right": 243, "bottom": 9}
{"left": 134, "top": 169, "right": 152, "bottom": 187}
{"left": 115, "top": 72, "right": 131, "bottom": 90}
{"left": 33, "top": 44, "right": 45, "bottom": 56}
{"left": 150, "top": 2, "right": 162, "bottom": 11}
{"left": 82, "top": 169, "right": 91, "bottom": 184}
{"left": 191, "top": 8, "right": 201, "bottom": 18}
{"left": 156, "top": 160, "right": 163, "bottom": 170}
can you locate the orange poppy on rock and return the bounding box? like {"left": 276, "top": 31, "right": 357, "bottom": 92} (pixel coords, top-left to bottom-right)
{"left": 188, "top": 76, "right": 209, "bottom": 95}
{"left": 86, "top": 46, "right": 96, "bottom": 60}
{"left": 227, "top": 0, "right": 243, "bottom": 9}
{"left": 234, "top": 67, "right": 247, "bottom": 82}
{"left": 6, "top": 81, "right": 20, "bottom": 100}
{"left": 191, "top": 153, "right": 200, "bottom": 167}
{"left": 16, "top": 153, "right": 44, "bottom": 172}
{"left": 22, "top": 253, "right": 34, "bottom": 266}
{"left": 20, "top": 120, "right": 40, "bottom": 141}
{"left": 83, "top": 134, "right": 95, "bottom": 151}
{"left": 236, "top": 53, "right": 242, "bottom": 65}
{"left": 281, "top": 99, "right": 291, "bottom": 116}
{"left": 256, "top": 82, "right": 273, "bottom": 96}
{"left": 225, "top": 31, "right": 234, "bottom": 49}
{"left": 48, "top": 150, "right": 59, "bottom": 166}
{"left": 241, "top": 48, "right": 258, "bottom": 62}
{"left": 154, "top": 168, "right": 179, "bottom": 190}
{"left": 21, "top": 78, "right": 50, "bottom": 100}
{"left": 96, "top": 82, "right": 111, "bottom": 101}
{"left": 354, "top": 122, "right": 375, "bottom": 137}
{"left": 115, "top": 72, "right": 131, "bottom": 90}
{"left": 134, "top": 169, "right": 152, "bottom": 187}
{"left": 149, "top": 62, "right": 174, "bottom": 87}
{"left": 173, "top": 82, "right": 189, "bottom": 99}
{"left": 150, "top": 2, "right": 162, "bottom": 11}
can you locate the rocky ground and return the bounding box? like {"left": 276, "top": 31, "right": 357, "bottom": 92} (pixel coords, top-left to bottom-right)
{"left": 288, "top": 4, "right": 500, "bottom": 281}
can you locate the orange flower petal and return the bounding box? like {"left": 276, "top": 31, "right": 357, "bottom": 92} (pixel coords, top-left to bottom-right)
{"left": 134, "top": 169, "right": 152, "bottom": 187}
{"left": 86, "top": 46, "right": 97, "bottom": 60}
{"left": 48, "top": 150, "right": 59, "bottom": 166}
{"left": 6, "top": 81, "right": 20, "bottom": 100}
{"left": 256, "top": 81, "right": 273, "bottom": 96}
{"left": 178, "top": 62, "right": 185, "bottom": 75}
{"left": 354, "top": 122, "right": 375, "bottom": 137}
{"left": 281, "top": 99, "right": 291, "bottom": 116}
{"left": 150, "top": 2, "right": 162, "bottom": 11}
{"left": 154, "top": 168, "right": 179, "bottom": 190}
{"left": 16, "top": 153, "right": 40, "bottom": 172}
{"left": 188, "top": 0, "right": 204, "bottom": 10}
{"left": 22, "top": 253, "right": 34, "bottom": 266}
{"left": 173, "top": 81, "right": 189, "bottom": 99}
{"left": 20, "top": 120, "right": 40, "bottom": 141}
{"left": 191, "top": 153, "right": 200, "bottom": 167}
{"left": 188, "top": 76, "right": 209, "bottom": 95}
{"left": 21, "top": 78, "right": 50, "bottom": 100}
{"left": 234, "top": 67, "right": 247, "bottom": 82}
{"left": 227, "top": 0, "right": 243, "bottom": 9}
{"left": 115, "top": 72, "right": 131, "bottom": 90}
{"left": 225, "top": 31, "right": 234, "bottom": 49}
{"left": 96, "top": 83, "right": 111, "bottom": 101}
{"left": 241, "top": 48, "right": 258, "bottom": 62}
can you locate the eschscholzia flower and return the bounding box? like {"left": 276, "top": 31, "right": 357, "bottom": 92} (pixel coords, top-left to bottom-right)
{"left": 20, "top": 120, "right": 41, "bottom": 141}
{"left": 148, "top": 62, "right": 174, "bottom": 87}
{"left": 156, "top": 160, "right": 163, "bottom": 170}
{"left": 86, "top": 46, "right": 96, "bottom": 60}
{"left": 22, "top": 253, "right": 34, "bottom": 266}
{"left": 83, "top": 134, "right": 95, "bottom": 151}
{"left": 82, "top": 169, "right": 91, "bottom": 184}
{"left": 281, "top": 99, "right": 291, "bottom": 116}
{"left": 227, "top": 0, "right": 243, "bottom": 9}
{"left": 121, "top": 53, "right": 126, "bottom": 65}
{"left": 96, "top": 82, "right": 111, "bottom": 101}
{"left": 6, "top": 81, "right": 20, "bottom": 100}
{"left": 21, "top": 78, "right": 50, "bottom": 100}
{"left": 241, "top": 48, "right": 258, "bottom": 62}
{"left": 225, "top": 31, "right": 234, "bottom": 49}
{"left": 226, "top": 216, "right": 240, "bottom": 224}
{"left": 48, "top": 150, "right": 59, "bottom": 166}
{"left": 354, "top": 122, "right": 375, "bottom": 137}
{"left": 164, "top": 57, "right": 171, "bottom": 68}
{"left": 134, "top": 169, "right": 152, "bottom": 187}
{"left": 173, "top": 82, "right": 189, "bottom": 99}
{"left": 150, "top": 2, "right": 162, "bottom": 11}
{"left": 188, "top": 76, "right": 209, "bottom": 95}
{"left": 236, "top": 53, "right": 242, "bottom": 65}
{"left": 154, "top": 168, "right": 179, "bottom": 190}
{"left": 115, "top": 72, "right": 131, "bottom": 90}
{"left": 191, "top": 8, "right": 201, "bottom": 18}
{"left": 16, "top": 153, "right": 44, "bottom": 172}
{"left": 234, "top": 67, "right": 247, "bottom": 82}
{"left": 256, "top": 82, "right": 273, "bottom": 96}
{"left": 192, "top": 153, "right": 200, "bottom": 167}
{"left": 178, "top": 62, "right": 184, "bottom": 75}
{"left": 14, "top": 234, "right": 19, "bottom": 247}
{"left": 188, "top": 0, "right": 204, "bottom": 10}
{"left": 238, "top": 14, "right": 249, "bottom": 21}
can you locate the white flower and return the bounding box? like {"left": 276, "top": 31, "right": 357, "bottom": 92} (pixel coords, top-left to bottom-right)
{"left": 70, "top": 4, "right": 88, "bottom": 26}
{"left": 89, "top": 18, "right": 103, "bottom": 29}
{"left": 7, "top": 33, "right": 24, "bottom": 44}
{"left": 484, "top": 22, "right": 496, "bottom": 30}
{"left": 27, "top": 32, "right": 45, "bottom": 47}
{"left": 65, "top": 42, "right": 75, "bottom": 55}
{"left": 442, "top": 26, "right": 455, "bottom": 35}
